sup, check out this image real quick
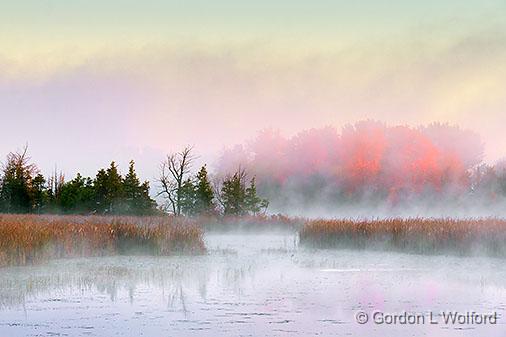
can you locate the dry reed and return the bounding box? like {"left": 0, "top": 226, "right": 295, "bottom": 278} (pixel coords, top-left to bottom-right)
{"left": 0, "top": 214, "right": 205, "bottom": 267}
{"left": 299, "top": 218, "right": 506, "bottom": 257}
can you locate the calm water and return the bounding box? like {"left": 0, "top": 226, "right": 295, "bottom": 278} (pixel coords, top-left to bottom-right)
{"left": 0, "top": 232, "right": 505, "bottom": 336}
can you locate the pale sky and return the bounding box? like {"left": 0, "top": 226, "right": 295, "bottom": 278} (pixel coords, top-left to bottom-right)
{"left": 1, "top": 1, "right": 505, "bottom": 181}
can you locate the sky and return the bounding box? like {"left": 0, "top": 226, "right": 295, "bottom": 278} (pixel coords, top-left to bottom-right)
{"left": 1, "top": 0, "right": 506, "bottom": 181}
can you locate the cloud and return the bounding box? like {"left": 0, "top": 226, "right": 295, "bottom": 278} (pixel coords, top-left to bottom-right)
{"left": 0, "top": 27, "right": 505, "bottom": 183}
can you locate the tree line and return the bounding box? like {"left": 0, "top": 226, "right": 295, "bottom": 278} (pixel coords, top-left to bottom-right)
{"left": 157, "top": 146, "right": 268, "bottom": 216}
{"left": 0, "top": 146, "right": 268, "bottom": 216}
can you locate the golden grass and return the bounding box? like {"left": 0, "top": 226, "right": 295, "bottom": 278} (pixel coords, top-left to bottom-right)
{"left": 299, "top": 218, "right": 506, "bottom": 257}
{"left": 0, "top": 214, "right": 205, "bottom": 267}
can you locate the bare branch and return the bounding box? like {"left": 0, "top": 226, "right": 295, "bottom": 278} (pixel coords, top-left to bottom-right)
{"left": 157, "top": 146, "right": 195, "bottom": 215}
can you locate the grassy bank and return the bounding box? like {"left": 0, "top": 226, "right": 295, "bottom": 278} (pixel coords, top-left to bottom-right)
{"left": 299, "top": 218, "right": 506, "bottom": 257}
{"left": 0, "top": 214, "right": 205, "bottom": 267}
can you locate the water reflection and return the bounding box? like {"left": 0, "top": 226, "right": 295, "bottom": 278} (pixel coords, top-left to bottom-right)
{"left": 0, "top": 233, "right": 505, "bottom": 337}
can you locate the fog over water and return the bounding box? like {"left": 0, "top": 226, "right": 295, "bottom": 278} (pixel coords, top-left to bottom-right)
{"left": 0, "top": 232, "right": 505, "bottom": 337}
{"left": 214, "top": 122, "right": 506, "bottom": 218}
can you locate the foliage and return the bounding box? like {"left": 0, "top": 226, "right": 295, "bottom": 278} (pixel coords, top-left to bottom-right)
{"left": 0, "top": 148, "right": 157, "bottom": 215}
{"left": 219, "top": 168, "right": 268, "bottom": 216}
{"left": 122, "top": 161, "right": 157, "bottom": 215}
{"left": 216, "top": 122, "right": 486, "bottom": 206}
{"left": 0, "top": 147, "right": 39, "bottom": 213}
{"left": 194, "top": 165, "right": 215, "bottom": 215}
{"left": 221, "top": 169, "right": 247, "bottom": 215}
{"left": 245, "top": 177, "right": 268, "bottom": 215}
{"left": 179, "top": 178, "right": 197, "bottom": 216}
{"left": 169, "top": 165, "right": 217, "bottom": 216}
{"left": 59, "top": 173, "right": 95, "bottom": 213}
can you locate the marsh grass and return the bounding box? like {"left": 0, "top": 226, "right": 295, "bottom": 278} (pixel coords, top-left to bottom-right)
{"left": 0, "top": 214, "right": 205, "bottom": 267}
{"left": 299, "top": 218, "right": 506, "bottom": 257}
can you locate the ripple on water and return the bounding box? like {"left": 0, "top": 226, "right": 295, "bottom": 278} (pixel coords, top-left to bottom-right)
{"left": 0, "top": 233, "right": 506, "bottom": 337}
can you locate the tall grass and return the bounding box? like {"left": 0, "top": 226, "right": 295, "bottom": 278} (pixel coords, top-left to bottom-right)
{"left": 0, "top": 214, "right": 205, "bottom": 267}
{"left": 299, "top": 218, "right": 506, "bottom": 257}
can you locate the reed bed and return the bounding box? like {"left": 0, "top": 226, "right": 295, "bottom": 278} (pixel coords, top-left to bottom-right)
{"left": 0, "top": 214, "right": 205, "bottom": 267}
{"left": 299, "top": 218, "right": 506, "bottom": 257}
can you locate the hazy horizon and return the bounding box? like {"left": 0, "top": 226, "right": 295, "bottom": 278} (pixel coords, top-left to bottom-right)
{"left": 2, "top": 1, "right": 506, "bottom": 182}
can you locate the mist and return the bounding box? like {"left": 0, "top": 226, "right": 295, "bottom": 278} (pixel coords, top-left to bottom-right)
{"left": 216, "top": 121, "right": 506, "bottom": 218}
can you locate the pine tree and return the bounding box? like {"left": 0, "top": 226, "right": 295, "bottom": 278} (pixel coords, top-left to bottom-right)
{"left": 194, "top": 165, "right": 215, "bottom": 215}
{"left": 221, "top": 170, "right": 247, "bottom": 216}
{"left": 0, "top": 147, "right": 38, "bottom": 213}
{"left": 123, "top": 161, "right": 141, "bottom": 198}
{"left": 93, "top": 169, "right": 108, "bottom": 213}
{"left": 179, "top": 178, "right": 196, "bottom": 216}
{"left": 220, "top": 169, "right": 269, "bottom": 216}
{"left": 60, "top": 173, "right": 94, "bottom": 213}
{"left": 93, "top": 162, "right": 124, "bottom": 214}
{"left": 244, "top": 177, "right": 268, "bottom": 215}
{"left": 122, "top": 160, "right": 156, "bottom": 215}
{"left": 32, "top": 174, "right": 48, "bottom": 213}
{"left": 137, "top": 180, "right": 157, "bottom": 215}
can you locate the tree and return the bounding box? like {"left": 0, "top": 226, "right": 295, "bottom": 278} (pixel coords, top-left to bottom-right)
{"left": 194, "top": 165, "right": 215, "bottom": 215}
{"left": 497, "top": 166, "right": 506, "bottom": 197}
{"left": 179, "top": 178, "right": 196, "bottom": 216}
{"left": 0, "top": 146, "right": 38, "bottom": 213}
{"left": 46, "top": 169, "right": 65, "bottom": 211}
{"left": 244, "top": 177, "right": 268, "bottom": 215}
{"left": 122, "top": 160, "right": 156, "bottom": 215}
{"left": 220, "top": 168, "right": 247, "bottom": 216}
{"left": 93, "top": 168, "right": 108, "bottom": 213}
{"left": 32, "top": 174, "right": 48, "bottom": 213}
{"left": 217, "top": 168, "right": 268, "bottom": 216}
{"left": 158, "top": 146, "right": 194, "bottom": 215}
{"left": 93, "top": 162, "right": 124, "bottom": 214}
{"left": 59, "top": 173, "right": 95, "bottom": 213}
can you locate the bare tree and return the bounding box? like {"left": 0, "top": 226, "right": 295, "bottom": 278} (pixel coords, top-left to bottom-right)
{"left": 47, "top": 166, "right": 65, "bottom": 201}
{"left": 157, "top": 146, "right": 195, "bottom": 215}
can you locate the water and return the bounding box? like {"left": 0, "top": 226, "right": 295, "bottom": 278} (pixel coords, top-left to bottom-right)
{"left": 0, "top": 232, "right": 505, "bottom": 336}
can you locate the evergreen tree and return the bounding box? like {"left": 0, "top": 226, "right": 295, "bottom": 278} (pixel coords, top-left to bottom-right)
{"left": 498, "top": 168, "right": 506, "bottom": 196}
{"left": 244, "top": 177, "right": 269, "bottom": 215}
{"left": 136, "top": 180, "right": 157, "bottom": 215}
{"left": 93, "top": 162, "right": 124, "bottom": 214}
{"left": 93, "top": 168, "right": 109, "bottom": 213}
{"left": 122, "top": 160, "right": 156, "bottom": 215}
{"left": 221, "top": 170, "right": 247, "bottom": 216}
{"left": 32, "top": 174, "right": 48, "bottom": 213}
{"left": 60, "top": 173, "right": 95, "bottom": 213}
{"left": 179, "top": 178, "right": 196, "bottom": 216}
{"left": 0, "top": 150, "right": 157, "bottom": 215}
{"left": 194, "top": 165, "right": 215, "bottom": 214}
{"left": 123, "top": 161, "right": 141, "bottom": 200}
{"left": 0, "top": 148, "right": 38, "bottom": 213}
{"left": 106, "top": 162, "right": 124, "bottom": 212}
{"left": 220, "top": 170, "right": 269, "bottom": 216}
